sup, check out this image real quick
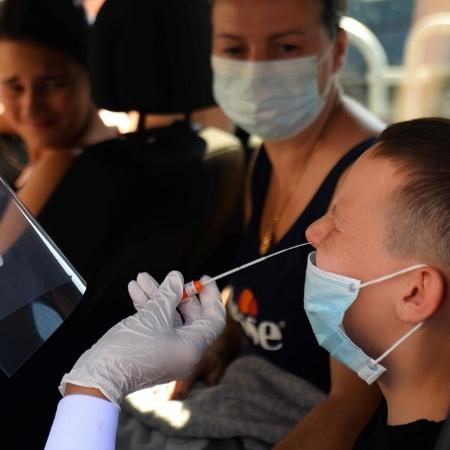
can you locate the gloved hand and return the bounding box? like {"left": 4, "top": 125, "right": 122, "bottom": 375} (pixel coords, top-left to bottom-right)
{"left": 128, "top": 272, "right": 166, "bottom": 311}
{"left": 59, "top": 271, "right": 226, "bottom": 408}
{"left": 128, "top": 272, "right": 185, "bottom": 326}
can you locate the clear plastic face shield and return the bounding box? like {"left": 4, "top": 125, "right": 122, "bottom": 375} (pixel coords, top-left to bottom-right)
{"left": 0, "top": 178, "right": 85, "bottom": 376}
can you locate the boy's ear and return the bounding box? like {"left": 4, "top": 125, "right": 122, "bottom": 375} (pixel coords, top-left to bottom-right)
{"left": 396, "top": 267, "right": 445, "bottom": 322}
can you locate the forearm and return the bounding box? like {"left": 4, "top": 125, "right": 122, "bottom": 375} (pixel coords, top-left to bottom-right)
{"left": 17, "top": 150, "right": 77, "bottom": 216}
{"left": 64, "top": 383, "right": 109, "bottom": 400}
{"left": 273, "top": 387, "right": 381, "bottom": 450}
{"left": 45, "top": 388, "right": 119, "bottom": 450}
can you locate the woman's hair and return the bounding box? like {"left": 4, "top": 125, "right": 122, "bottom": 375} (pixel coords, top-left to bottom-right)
{"left": 372, "top": 117, "right": 450, "bottom": 273}
{"left": 210, "top": 0, "right": 347, "bottom": 39}
{"left": 321, "top": 0, "right": 347, "bottom": 39}
{"left": 0, "top": 0, "right": 89, "bottom": 68}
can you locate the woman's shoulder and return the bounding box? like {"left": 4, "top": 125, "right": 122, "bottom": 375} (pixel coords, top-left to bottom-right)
{"left": 340, "top": 96, "right": 386, "bottom": 137}
{"left": 323, "top": 96, "right": 383, "bottom": 155}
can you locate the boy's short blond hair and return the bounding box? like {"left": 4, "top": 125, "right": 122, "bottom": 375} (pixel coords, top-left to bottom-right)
{"left": 372, "top": 118, "right": 450, "bottom": 276}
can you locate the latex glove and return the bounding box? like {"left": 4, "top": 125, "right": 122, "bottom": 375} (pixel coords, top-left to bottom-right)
{"left": 128, "top": 272, "right": 185, "bottom": 327}
{"left": 59, "top": 271, "right": 225, "bottom": 408}
{"left": 128, "top": 272, "right": 161, "bottom": 311}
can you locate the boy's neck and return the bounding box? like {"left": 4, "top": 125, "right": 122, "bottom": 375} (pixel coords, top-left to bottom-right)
{"left": 378, "top": 359, "right": 449, "bottom": 426}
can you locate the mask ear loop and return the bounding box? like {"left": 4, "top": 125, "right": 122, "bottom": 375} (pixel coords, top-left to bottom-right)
{"left": 316, "top": 44, "right": 336, "bottom": 98}
{"left": 373, "top": 322, "right": 424, "bottom": 365}
{"left": 360, "top": 264, "right": 427, "bottom": 289}
{"left": 349, "top": 264, "right": 427, "bottom": 293}
{"left": 359, "top": 264, "right": 427, "bottom": 366}
{"left": 317, "top": 44, "right": 335, "bottom": 66}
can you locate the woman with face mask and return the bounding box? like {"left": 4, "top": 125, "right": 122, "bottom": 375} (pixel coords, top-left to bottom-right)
{"left": 167, "top": 1, "right": 386, "bottom": 449}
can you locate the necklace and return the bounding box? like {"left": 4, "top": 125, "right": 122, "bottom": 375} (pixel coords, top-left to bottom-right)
{"left": 258, "top": 99, "right": 339, "bottom": 255}
{"left": 259, "top": 136, "right": 325, "bottom": 256}
{"left": 259, "top": 164, "right": 308, "bottom": 255}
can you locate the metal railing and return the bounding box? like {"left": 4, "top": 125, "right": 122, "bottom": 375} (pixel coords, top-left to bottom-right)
{"left": 341, "top": 13, "right": 450, "bottom": 122}
{"left": 395, "top": 12, "right": 450, "bottom": 120}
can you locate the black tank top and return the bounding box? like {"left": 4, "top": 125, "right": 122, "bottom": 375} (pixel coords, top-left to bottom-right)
{"left": 229, "top": 137, "right": 378, "bottom": 392}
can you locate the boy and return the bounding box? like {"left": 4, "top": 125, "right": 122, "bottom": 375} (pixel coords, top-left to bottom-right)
{"left": 305, "top": 117, "right": 450, "bottom": 449}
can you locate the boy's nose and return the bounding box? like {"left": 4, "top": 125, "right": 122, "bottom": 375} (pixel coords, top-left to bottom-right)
{"left": 305, "top": 215, "right": 332, "bottom": 249}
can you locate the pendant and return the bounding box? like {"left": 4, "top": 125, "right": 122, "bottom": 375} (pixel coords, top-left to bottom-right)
{"left": 259, "top": 231, "right": 272, "bottom": 255}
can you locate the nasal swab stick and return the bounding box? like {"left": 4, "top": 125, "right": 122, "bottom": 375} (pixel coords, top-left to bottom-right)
{"left": 182, "top": 242, "right": 310, "bottom": 300}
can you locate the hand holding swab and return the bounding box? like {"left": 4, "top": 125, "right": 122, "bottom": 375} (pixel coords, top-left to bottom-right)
{"left": 182, "top": 242, "right": 310, "bottom": 300}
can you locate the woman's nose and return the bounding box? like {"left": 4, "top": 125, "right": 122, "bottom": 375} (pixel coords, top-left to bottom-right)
{"left": 23, "top": 88, "right": 44, "bottom": 117}
{"left": 246, "top": 44, "right": 271, "bottom": 62}
{"left": 249, "top": 49, "right": 267, "bottom": 61}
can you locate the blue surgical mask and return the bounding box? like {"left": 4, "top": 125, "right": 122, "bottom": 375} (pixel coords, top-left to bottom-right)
{"left": 212, "top": 54, "right": 330, "bottom": 142}
{"left": 304, "top": 252, "right": 426, "bottom": 384}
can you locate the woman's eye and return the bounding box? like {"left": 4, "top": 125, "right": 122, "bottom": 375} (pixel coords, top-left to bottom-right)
{"left": 42, "top": 80, "right": 70, "bottom": 91}
{"left": 269, "top": 42, "right": 303, "bottom": 58}
{"left": 223, "top": 46, "right": 244, "bottom": 56}
{"left": 5, "top": 84, "right": 23, "bottom": 95}
{"left": 278, "top": 43, "right": 299, "bottom": 53}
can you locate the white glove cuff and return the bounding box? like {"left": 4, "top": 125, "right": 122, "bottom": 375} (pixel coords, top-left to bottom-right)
{"left": 59, "top": 371, "right": 124, "bottom": 410}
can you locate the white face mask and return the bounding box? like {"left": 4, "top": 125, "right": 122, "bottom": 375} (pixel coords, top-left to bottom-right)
{"left": 212, "top": 54, "right": 331, "bottom": 142}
